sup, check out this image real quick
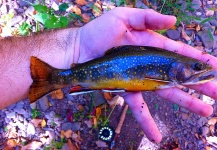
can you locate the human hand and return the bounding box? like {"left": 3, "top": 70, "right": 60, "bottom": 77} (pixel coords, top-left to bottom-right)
{"left": 75, "top": 7, "right": 217, "bottom": 143}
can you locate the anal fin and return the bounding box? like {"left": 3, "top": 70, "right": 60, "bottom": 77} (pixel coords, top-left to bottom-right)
{"left": 69, "top": 85, "right": 94, "bottom": 95}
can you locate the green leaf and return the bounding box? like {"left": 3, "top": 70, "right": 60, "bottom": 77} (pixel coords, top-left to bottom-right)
{"left": 59, "top": 16, "right": 69, "bottom": 27}
{"left": 126, "top": 109, "right": 131, "bottom": 114}
{"left": 155, "top": 103, "right": 159, "bottom": 110}
{"left": 69, "top": 13, "right": 82, "bottom": 21}
{"left": 33, "top": 4, "right": 49, "bottom": 13}
{"left": 33, "top": 13, "right": 49, "bottom": 24}
{"left": 200, "top": 17, "right": 214, "bottom": 25}
{"left": 173, "top": 104, "right": 179, "bottom": 111}
{"left": 59, "top": 3, "right": 69, "bottom": 12}
{"left": 207, "top": 29, "right": 214, "bottom": 42}
{"left": 18, "top": 22, "right": 31, "bottom": 36}
{"left": 117, "top": 0, "right": 127, "bottom": 6}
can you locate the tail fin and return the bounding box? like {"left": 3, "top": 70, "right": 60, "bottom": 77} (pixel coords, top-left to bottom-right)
{"left": 29, "top": 57, "right": 57, "bottom": 103}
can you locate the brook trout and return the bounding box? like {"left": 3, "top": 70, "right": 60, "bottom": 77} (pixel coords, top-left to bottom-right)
{"left": 29, "top": 46, "right": 215, "bottom": 103}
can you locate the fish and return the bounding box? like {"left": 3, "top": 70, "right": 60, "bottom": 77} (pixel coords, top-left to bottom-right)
{"left": 28, "top": 45, "right": 215, "bottom": 103}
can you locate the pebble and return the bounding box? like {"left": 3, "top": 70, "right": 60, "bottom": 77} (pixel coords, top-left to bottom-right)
{"left": 197, "top": 30, "right": 215, "bottom": 48}
{"left": 180, "top": 107, "right": 189, "bottom": 113}
{"left": 8, "top": 15, "right": 23, "bottom": 26}
{"left": 196, "top": 11, "right": 202, "bottom": 16}
{"left": 209, "top": 19, "right": 217, "bottom": 27}
{"left": 166, "top": 30, "right": 181, "bottom": 40}
{"left": 6, "top": 112, "right": 16, "bottom": 119}
{"left": 71, "top": 122, "right": 81, "bottom": 131}
{"left": 201, "top": 95, "right": 216, "bottom": 105}
{"left": 181, "top": 113, "right": 189, "bottom": 120}
{"left": 38, "top": 97, "right": 50, "bottom": 111}
{"left": 192, "top": 0, "right": 202, "bottom": 10}
{"left": 93, "top": 91, "right": 106, "bottom": 106}
{"left": 206, "top": 10, "right": 215, "bottom": 16}
{"left": 27, "top": 122, "right": 36, "bottom": 135}
{"left": 24, "top": 6, "right": 34, "bottom": 17}
{"left": 0, "top": 4, "right": 8, "bottom": 14}
{"left": 14, "top": 108, "right": 26, "bottom": 115}
{"left": 201, "top": 126, "right": 209, "bottom": 136}
{"left": 61, "top": 122, "right": 73, "bottom": 131}
{"left": 197, "top": 117, "right": 208, "bottom": 127}
{"left": 18, "top": 0, "right": 33, "bottom": 7}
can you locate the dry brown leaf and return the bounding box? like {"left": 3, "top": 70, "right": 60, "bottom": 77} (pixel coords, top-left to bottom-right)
{"left": 196, "top": 25, "right": 201, "bottom": 32}
{"left": 67, "top": 139, "right": 78, "bottom": 150}
{"left": 181, "top": 29, "right": 191, "bottom": 41}
{"left": 76, "top": 0, "right": 87, "bottom": 5}
{"left": 208, "top": 117, "right": 217, "bottom": 125}
{"left": 96, "top": 107, "right": 101, "bottom": 119}
{"left": 142, "top": 0, "right": 150, "bottom": 6}
{"left": 95, "top": 140, "right": 108, "bottom": 148}
{"left": 21, "top": 141, "right": 42, "bottom": 150}
{"left": 84, "top": 120, "right": 93, "bottom": 128}
{"left": 107, "top": 95, "right": 124, "bottom": 108}
{"left": 93, "top": 116, "right": 97, "bottom": 128}
{"left": 103, "top": 92, "right": 112, "bottom": 100}
{"left": 81, "top": 14, "right": 91, "bottom": 23}
{"left": 60, "top": 130, "right": 65, "bottom": 139}
{"left": 6, "top": 139, "right": 19, "bottom": 147}
{"left": 65, "top": 130, "right": 73, "bottom": 138}
{"left": 72, "top": 6, "right": 82, "bottom": 15}
{"left": 41, "top": 119, "right": 46, "bottom": 128}
{"left": 50, "top": 89, "right": 64, "bottom": 99}
{"left": 31, "top": 119, "right": 43, "bottom": 128}
{"left": 170, "top": 25, "right": 177, "bottom": 30}
{"left": 78, "top": 104, "right": 84, "bottom": 112}
{"left": 92, "top": 2, "right": 102, "bottom": 17}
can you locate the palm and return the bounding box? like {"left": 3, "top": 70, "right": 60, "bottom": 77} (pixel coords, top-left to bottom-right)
{"left": 77, "top": 7, "right": 217, "bottom": 143}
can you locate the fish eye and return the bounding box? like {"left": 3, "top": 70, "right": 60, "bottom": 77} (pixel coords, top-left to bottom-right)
{"left": 193, "top": 63, "right": 204, "bottom": 71}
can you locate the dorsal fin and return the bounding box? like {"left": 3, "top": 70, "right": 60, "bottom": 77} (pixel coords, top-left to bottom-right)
{"left": 104, "top": 45, "right": 132, "bottom": 55}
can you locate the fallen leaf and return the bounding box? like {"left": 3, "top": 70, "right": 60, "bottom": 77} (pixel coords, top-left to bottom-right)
{"left": 72, "top": 131, "right": 83, "bottom": 148}
{"left": 6, "top": 139, "right": 19, "bottom": 147}
{"left": 41, "top": 119, "right": 46, "bottom": 128}
{"left": 67, "top": 139, "right": 78, "bottom": 150}
{"left": 142, "top": 0, "right": 150, "bottom": 6}
{"left": 81, "top": 14, "right": 91, "bottom": 23}
{"left": 21, "top": 141, "right": 42, "bottom": 149}
{"left": 196, "top": 24, "right": 201, "bottom": 32}
{"left": 170, "top": 25, "right": 177, "bottom": 30}
{"left": 61, "top": 130, "right": 72, "bottom": 138}
{"left": 72, "top": 6, "right": 82, "bottom": 15}
{"left": 31, "top": 119, "right": 42, "bottom": 127}
{"left": 65, "top": 130, "right": 73, "bottom": 138}
{"left": 103, "top": 92, "right": 113, "bottom": 100}
{"left": 92, "top": 116, "right": 97, "bottom": 128}
{"left": 96, "top": 107, "right": 101, "bottom": 119}
{"left": 206, "top": 10, "right": 214, "bottom": 16}
{"left": 76, "top": 0, "right": 87, "bottom": 5}
{"left": 50, "top": 89, "right": 64, "bottom": 99}
{"left": 78, "top": 104, "right": 84, "bottom": 112}
{"left": 84, "top": 120, "right": 93, "bottom": 128}
{"left": 207, "top": 117, "right": 217, "bottom": 125}
{"left": 107, "top": 95, "right": 124, "bottom": 108}
{"left": 95, "top": 140, "right": 108, "bottom": 148}
{"left": 92, "top": 2, "right": 102, "bottom": 17}
{"left": 181, "top": 27, "right": 191, "bottom": 41}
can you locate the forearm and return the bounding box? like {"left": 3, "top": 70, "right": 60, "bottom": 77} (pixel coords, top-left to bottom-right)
{"left": 0, "top": 28, "right": 80, "bottom": 109}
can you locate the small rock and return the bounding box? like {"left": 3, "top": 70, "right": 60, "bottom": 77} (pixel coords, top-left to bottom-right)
{"left": 30, "top": 103, "right": 36, "bottom": 109}
{"left": 181, "top": 113, "right": 189, "bottom": 120}
{"left": 0, "top": 4, "right": 8, "bottom": 14}
{"left": 7, "top": 103, "right": 16, "bottom": 110}
{"left": 135, "top": 0, "right": 149, "bottom": 9}
{"left": 196, "top": 11, "right": 202, "bottom": 16}
{"left": 201, "top": 126, "right": 209, "bottom": 136}
{"left": 207, "top": 0, "right": 213, "bottom": 4}
{"left": 197, "top": 30, "right": 215, "bottom": 48}
{"left": 201, "top": 95, "right": 215, "bottom": 105}
{"left": 18, "top": 0, "right": 33, "bottom": 7}
{"left": 24, "top": 6, "right": 35, "bottom": 17}
{"left": 166, "top": 30, "right": 181, "bottom": 40}
{"left": 93, "top": 91, "right": 106, "bottom": 106}
{"left": 18, "top": 115, "right": 24, "bottom": 122}
{"left": 206, "top": 10, "right": 214, "bottom": 16}
{"left": 191, "top": 0, "right": 202, "bottom": 10}
{"left": 6, "top": 112, "right": 16, "bottom": 119}
{"left": 27, "top": 122, "right": 36, "bottom": 135}
{"left": 14, "top": 108, "right": 26, "bottom": 115}
{"left": 38, "top": 97, "right": 50, "bottom": 111}
{"left": 66, "top": 94, "right": 75, "bottom": 101}
{"left": 61, "top": 122, "right": 73, "bottom": 131}
{"left": 209, "top": 19, "right": 217, "bottom": 27}
{"left": 71, "top": 122, "right": 81, "bottom": 131}
{"left": 8, "top": 15, "right": 23, "bottom": 26}
{"left": 197, "top": 117, "right": 208, "bottom": 127}
{"left": 180, "top": 107, "right": 189, "bottom": 113}
{"left": 51, "top": 2, "right": 59, "bottom": 11}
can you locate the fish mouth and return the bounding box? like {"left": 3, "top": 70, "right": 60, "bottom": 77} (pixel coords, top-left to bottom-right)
{"left": 182, "top": 69, "right": 216, "bottom": 85}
